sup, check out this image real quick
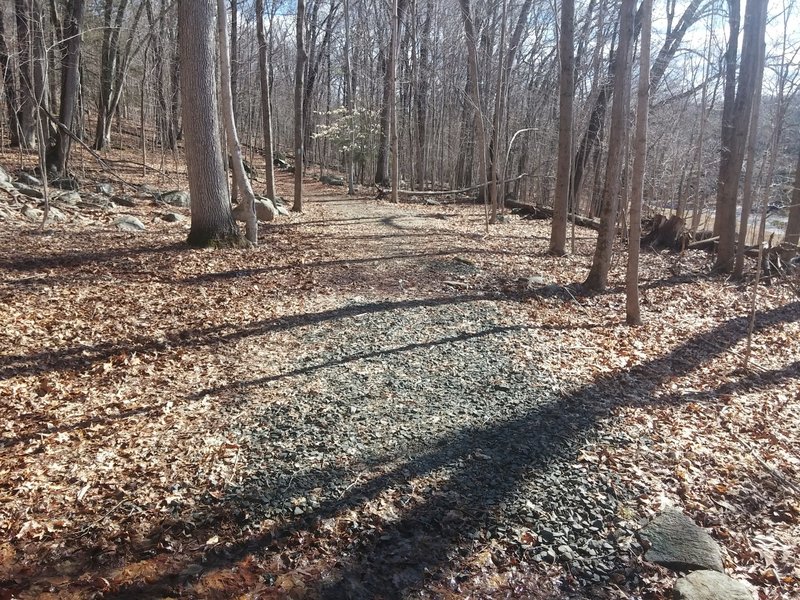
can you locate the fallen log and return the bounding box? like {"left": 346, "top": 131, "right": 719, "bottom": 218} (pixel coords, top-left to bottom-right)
{"left": 503, "top": 199, "right": 602, "bottom": 230}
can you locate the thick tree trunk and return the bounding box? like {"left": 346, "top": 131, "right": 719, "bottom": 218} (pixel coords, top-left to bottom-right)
{"left": 584, "top": 0, "right": 635, "bottom": 291}
{"left": 178, "top": 0, "right": 241, "bottom": 247}
{"left": 15, "top": 0, "right": 42, "bottom": 149}
{"left": 550, "top": 0, "right": 574, "bottom": 256}
{"left": 256, "top": 0, "right": 277, "bottom": 201}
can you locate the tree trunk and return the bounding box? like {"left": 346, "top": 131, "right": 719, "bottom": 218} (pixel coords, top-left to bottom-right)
{"left": 389, "top": 0, "right": 400, "bottom": 202}
{"left": 550, "top": 0, "right": 574, "bottom": 256}
{"left": 458, "top": 0, "right": 490, "bottom": 228}
{"left": 217, "top": 0, "right": 258, "bottom": 244}
{"left": 0, "top": 11, "right": 21, "bottom": 147}
{"left": 256, "top": 0, "right": 277, "bottom": 200}
{"left": 714, "top": 0, "right": 767, "bottom": 272}
{"left": 293, "top": 0, "right": 307, "bottom": 212}
{"left": 178, "top": 0, "right": 241, "bottom": 247}
{"left": 785, "top": 149, "right": 800, "bottom": 246}
{"left": 626, "top": 0, "right": 652, "bottom": 325}
{"left": 49, "top": 0, "right": 84, "bottom": 175}
{"left": 584, "top": 0, "right": 634, "bottom": 291}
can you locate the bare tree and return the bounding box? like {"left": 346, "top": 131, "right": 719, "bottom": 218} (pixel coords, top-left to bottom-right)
{"left": 293, "top": 0, "right": 307, "bottom": 212}
{"left": 178, "top": 0, "right": 241, "bottom": 247}
{"left": 584, "top": 0, "right": 635, "bottom": 291}
{"left": 550, "top": 0, "right": 575, "bottom": 255}
{"left": 713, "top": 0, "right": 767, "bottom": 272}
{"left": 217, "top": 0, "right": 258, "bottom": 244}
{"left": 49, "top": 0, "right": 84, "bottom": 175}
{"left": 786, "top": 148, "right": 800, "bottom": 246}
{"left": 256, "top": 0, "right": 277, "bottom": 200}
{"left": 626, "top": 0, "right": 652, "bottom": 325}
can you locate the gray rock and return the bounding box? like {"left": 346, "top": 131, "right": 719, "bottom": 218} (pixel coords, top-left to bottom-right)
{"left": 96, "top": 182, "right": 114, "bottom": 196}
{"left": 16, "top": 172, "right": 41, "bottom": 186}
{"left": 112, "top": 195, "right": 136, "bottom": 207}
{"left": 233, "top": 197, "right": 275, "bottom": 223}
{"left": 46, "top": 206, "right": 67, "bottom": 222}
{"left": 50, "top": 176, "right": 79, "bottom": 191}
{"left": 137, "top": 184, "right": 160, "bottom": 198}
{"left": 114, "top": 215, "right": 146, "bottom": 231}
{"left": 55, "top": 191, "right": 81, "bottom": 206}
{"left": 21, "top": 204, "right": 43, "bottom": 222}
{"left": 0, "top": 164, "right": 10, "bottom": 183}
{"left": 272, "top": 197, "right": 290, "bottom": 216}
{"left": 161, "top": 190, "right": 190, "bottom": 207}
{"left": 320, "top": 174, "right": 345, "bottom": 186}
{"left": 162, "top": 212, "right": 184, "bottom": 222}
{"left": 673, "top": 570, "right": 754, "bottom": 600}
{"left": 638, "top": 509, "right": 724, "bottom": 573}
{"left": 13, "top": 182, "right": 43, "bottom": 199}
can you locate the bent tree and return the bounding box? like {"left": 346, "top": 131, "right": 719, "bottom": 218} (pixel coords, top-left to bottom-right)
{"left": 178, "top": 0, "right": 242, "bottom": 247}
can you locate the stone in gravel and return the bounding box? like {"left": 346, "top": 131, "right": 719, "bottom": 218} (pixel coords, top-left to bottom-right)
{"left": 162, "top": 212, "right": 184, "bottom": 222}
{"left": 161, "top": 190, "right": 190, "bottom": 207}
{"left": 114, "top": 215, "right": 145, "bottom": 231}
{"left": 16, "top": 172, "right": 41, "bottom": 186}
{"left": 13, "top": 182, "right": 43, "bottom": 199}
{"left": 638, "top": 509, "right": 724, "bottom": 573}
{"left": 673, "top": 570, "right": 754, "bottom": 600}
{"left": 539, "top": 528, "right": 555, "bottom": 543}
{"left": 558, "top": 544, "right": 574, "bottom": 560}
{"left": 96, "top": 183, "right": 114, "bottom": 196}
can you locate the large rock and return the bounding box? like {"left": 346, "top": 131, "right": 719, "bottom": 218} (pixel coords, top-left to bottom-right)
{"left": 673, "top": 570, "right": 754, "bottom": 600}
{"left": 638, "top": 509, "right": 724, "bottom": 573}
{"left": 114, "top": 215, "right": 146, "bottom": 231}
{"left": 55, "top": 191, "right": 81, "bottom": 206}
{"left": 233, "top": 197, "right": 276, "bottom": 223}
{"left": 13, "top": 182, "right": 44, "bottom": 199}
{"left": 0, "top": 164, "right": 10, "bottom": 183}
{"left": 96, "top": 182, "right": 114, "bottom": 196}
{"left": 16, "top": 172, "right": 41, "bottom": 186}
{"left": 161, "top": 190, "right": 190, "bottom": 207}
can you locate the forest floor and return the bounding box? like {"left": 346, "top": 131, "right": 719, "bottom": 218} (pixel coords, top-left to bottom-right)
{"left": 1, "top": 158, "right": 799, "bottom": 599}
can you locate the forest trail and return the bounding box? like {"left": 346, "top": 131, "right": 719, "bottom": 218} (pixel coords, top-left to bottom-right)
{"left": 1, "top": 182, "right": 798, "bottom": 599}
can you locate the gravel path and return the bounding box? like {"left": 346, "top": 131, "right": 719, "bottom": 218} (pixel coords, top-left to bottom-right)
{"left": 191, "top": 196, "right": 640, "bottom": 598}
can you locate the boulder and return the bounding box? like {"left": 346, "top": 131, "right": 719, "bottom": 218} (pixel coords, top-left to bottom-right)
{"left": 162, "top": 212, "right": 184, "bottom": 222}
{"left": 0, "top": 164, "right": 10, "bottom": 183}
{"left": 638, "top": 509, "right": 724, "bottom": 573}
{"left": 673, "top": 570, "right": 754, "bottom": 600}
{"left": 21, "top": 204, "right": 43, "bottom": 222}
{"left": 114, "top": 215, "right": 146, "bottom": 231}
{"left": 161, "top": 190, "right": 191, "bottom": 207}
{"left": 112, "top": 195, "right": 136, "bottom": 207}
{"left": 232, "top": 197, "right": 276, "bottom": 223}
{"left": 16, "top": 172, "right": 41, "bottom": 186}
{"left": 96, "top": 182, "right": 114, "bottom": 196}
{"left": 13, "top": 182, "right": 44, "bottom": 199}
{"left": 272, "top": 196, "right": 290, "bottom": 216}
{"left": 320, "top": 174, "right": 345, "bottom": 186}
{"left": 55, "top": 191, "right": 81, "bottom": 206}
{"left": 50, "top": 176, "right": 79, "bottom": 190}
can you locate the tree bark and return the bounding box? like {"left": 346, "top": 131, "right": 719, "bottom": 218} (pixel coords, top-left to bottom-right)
{"left": 178, "top": 0, "right": 241, "bottom": 247}
{"left": 550, "top": 0, "right": 574, "bottom": 256}
{"left": 0, "top": 11, "right": 21, "bottom": 147}
{"left": 389, "top": 0, "right": 400, "bottom": 203}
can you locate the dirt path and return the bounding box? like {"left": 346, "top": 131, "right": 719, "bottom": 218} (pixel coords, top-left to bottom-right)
{"left": 1, "top": 182, "right": 798, "bottom": 599}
